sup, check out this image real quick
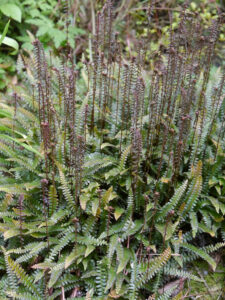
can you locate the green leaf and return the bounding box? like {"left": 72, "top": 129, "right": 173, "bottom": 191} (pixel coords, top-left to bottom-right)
{"left": 0, "top": 20, "right": 10, "bottom": 46}
{"left": 117, "top": 248, "right": 131, "bottom": 274}
{"left": 215, "top": 185, "right": 221, "bottom": 195}
{"left": 92, "top": 198, "right": 99, "bottom": 216}
{"left": 80, "top": 194, "right": 89, "bottom": 210}
{"left": 102, "top": 186, "right": 117, "bottom": 205}
{"left": 65, "top": 246, "right": 85, "bottom": 269}
{"left": 190, "top": 212, "right": 198, "bottom": 238}
{"left": 50, "top": 28, "right": 66, "bottom": 48}
{"left": 3, "top": 228, "right": 20, "bottom": 240}
{"left": 0, "top": 4, "right": 22, "bottom": 22}
{"left": 114, "top": 207, "right": 124, "bottom": 220}
{"left": 105, "top": 266, "right": 116, "bottom": 291}
{"left": 207, "top": 196, "right": 220, "bottom": 213}
{"left": 0, "top": 35, "right": 19, "bottom": 53}
{"left": 85, "top": 245, "right": 95, "bottom": 257}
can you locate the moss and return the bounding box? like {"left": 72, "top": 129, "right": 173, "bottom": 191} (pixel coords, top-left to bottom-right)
{"left": 184, "top": 260, "right": 225, "bottom": 299}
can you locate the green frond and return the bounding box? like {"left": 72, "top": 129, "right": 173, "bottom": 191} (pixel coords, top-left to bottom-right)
{"left": 48, "top": 232, "right": 74, "bottom": 261}
{"left": 1, "top": 247, "right": 18, "bottom": 291}
{"left": 2, "top": 247, "right": 41, "bottom": 297}
{"left": 48, "top": 263, "right": 64, "bottom": 288}
{"left": 6, "top": 291, "right": 42, "bottom": 300}
{"left": 119, "top": 144, "right": 131, "bottom": 171}
{"left": 156, "top": 180, "right": 188, "bottom": 221}
{"left": 96, "top": 260, "right": 107, "bottom": 296}
{"left": 202, "top": 242, "right": 225, "bottom": 254}
{"left": 107, "top": 234, "right": 118, "bottom": 268}
{"left": 164, "top": 267, "right": 204, "bottom": 282}
{"left": 180, "top": 243, "right": 217, "bottom": 271}
{"left": 135, "top": 247, "right": 171, "bottom": 291}
{"left": 56, "top": 162, "right": 75, "bottom": 211}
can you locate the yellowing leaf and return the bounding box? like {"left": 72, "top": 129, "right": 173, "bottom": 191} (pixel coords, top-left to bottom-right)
{"left": 114, "top": 207, "right": 124, "bottom": 220}
{"left": 32, "top": 262, "right": 54, "bottom": 270}
{"left": 92, "top": 198, "right": 100, "bottom": 216}
{"left": 3, "top": 228, "right": 20, "bottom": 240}
{"left": 102, "top": 186, "right": 117, "bottom": 205}
{"left": 80, "top": 194, "right": 89, "bottom": 210}
{"left": 161, "top": 177, "right": 170, "bottom": 183}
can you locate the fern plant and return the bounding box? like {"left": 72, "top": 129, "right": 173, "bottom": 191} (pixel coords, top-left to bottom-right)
{"left": 0, "top": 1, "right": 224, "bottom": 299}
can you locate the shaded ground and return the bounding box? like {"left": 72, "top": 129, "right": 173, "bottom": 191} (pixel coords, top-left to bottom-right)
{"left": 184, "top": 261, "right": 225, "bottom": 299}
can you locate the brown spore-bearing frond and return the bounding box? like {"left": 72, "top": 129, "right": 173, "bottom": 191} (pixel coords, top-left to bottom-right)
{"left": 119, "top": 63, "right": 130, "bottom": 153}
{"left": 131, "top": 128, "right": 142, "bottom": 202}
{"left": 131, "top": 77, "right": 145, "bottom": 131}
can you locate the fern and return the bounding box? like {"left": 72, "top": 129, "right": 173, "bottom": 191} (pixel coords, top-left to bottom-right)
{"left": 2, "top": 247, "right": 41, "bottom": 297}
{"left": 156, "top": 180, "right": 188, "bottom": 221}
{"left": 180, "top": 243, "right": 217, "bottom": 271}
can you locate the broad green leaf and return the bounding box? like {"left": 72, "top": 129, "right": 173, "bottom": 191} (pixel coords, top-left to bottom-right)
{"left": 101, "top": 143, "right": 117, "bottom": 150}
{"left": 0, "top": 4, "right": 22, "bottom": 22}
{"left": 146, "top": 202, "right": 154, "bottom": 212}
{"left": 105, "top": 168, "right": 120, "bottom": 180}
{"left": 0, "top": 35, "right": 19, "bottom": 53}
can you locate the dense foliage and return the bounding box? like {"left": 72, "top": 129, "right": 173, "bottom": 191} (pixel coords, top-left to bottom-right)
{"left": 0, "top": 1, "right": 224, "bottom": 299}
{"left": 0, "top": 0, "right": 224, "bottom": 91}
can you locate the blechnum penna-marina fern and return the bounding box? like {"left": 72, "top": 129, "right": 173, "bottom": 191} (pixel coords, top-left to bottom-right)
{"left": 0, "top": 0, "right": 224, "bottom": 299}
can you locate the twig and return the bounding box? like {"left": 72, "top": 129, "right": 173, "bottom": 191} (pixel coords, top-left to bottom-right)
{"left": 194, "top": 266, "right": 213, "bottom": 298}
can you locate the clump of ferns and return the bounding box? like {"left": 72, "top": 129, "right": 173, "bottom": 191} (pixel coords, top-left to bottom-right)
{"left": 0, "top": 0, "right": 224, "bottom": 299}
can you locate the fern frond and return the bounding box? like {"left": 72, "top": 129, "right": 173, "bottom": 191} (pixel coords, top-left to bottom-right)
{"left": 56, "top": 162, "right": 75, "bottom": 211}
{"left": 119, "top": 144, "right": 131, "bottom": 171}
{"left": 2, "top": 247, "right": 41, "bottom": 297}
{"left": 164, "top": 267, "right": 203, "bottom": 282}
{"left": 156, "top": 180, "right": 188, "bottom": 221}
{"left": 180, "top": 243, "right": 217, "bottom": 271}
{"left": 135, "top": 247, "right": 171, "bottom": 290}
